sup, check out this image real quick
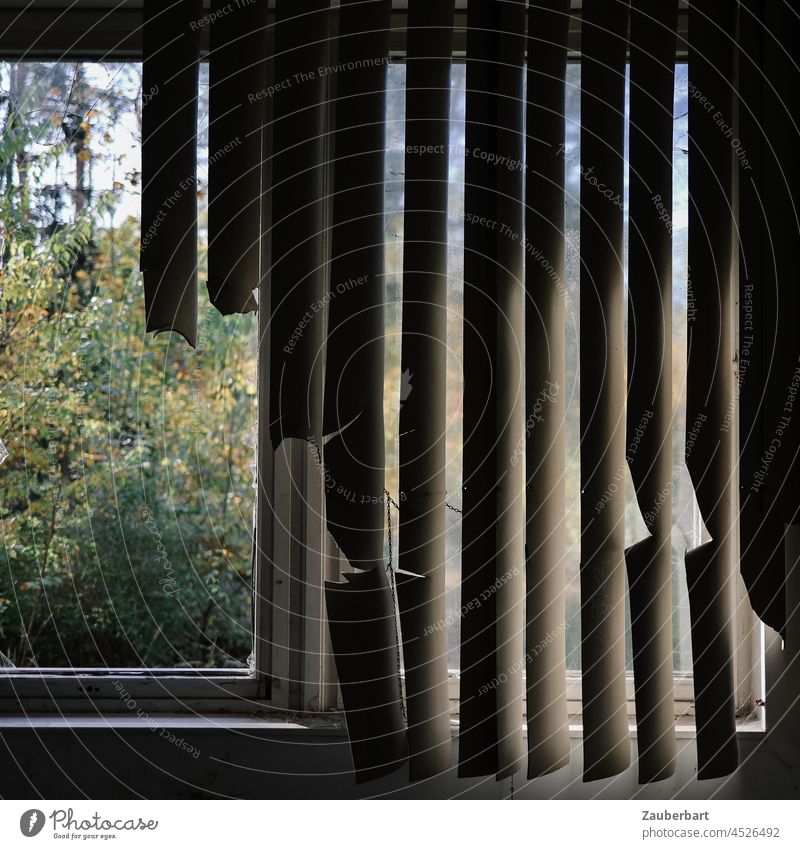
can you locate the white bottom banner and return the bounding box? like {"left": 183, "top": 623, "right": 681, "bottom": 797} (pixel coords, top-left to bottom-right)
{"left": 0, "top": 800, "right": 797, "bottom": 849}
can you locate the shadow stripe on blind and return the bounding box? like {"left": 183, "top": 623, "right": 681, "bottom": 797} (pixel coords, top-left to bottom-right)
{"left": 523, "top": 0, "right": 572, "bottom": 780}
{"left": 625, "top": 0, "right": 678, "bottom": 784}
{"left": 395, "top": 0, "right": 455, "bottom": 782}
{"left": 141, "top": 0, "right": 202, "bottom": 347}
{"left": 578, "top": 0, "right": 632, "bottom": 782}
{"left": 685, "top": 0, "right": 739, "bottom": 781}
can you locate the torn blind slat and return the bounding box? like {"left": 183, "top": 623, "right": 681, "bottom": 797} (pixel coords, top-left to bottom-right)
{"left": 625, "top": 0, "right": 678, "bottom": 784}
{"left": 738, "top": 0, "right": 800, "bottom": 639}
{"left": 320, "top": 0, "right": 407, "bottom": 784}
{"left": 737, "top": 0, "right": 783, "bottom": 636}
{"left": 764, "top": 4, "right": 800, "bottom": 631}
{"left": 206, "top": 0, "right": 267, "bottom": 316}
{"left": 395, "top": 0, "right": 455, "bottom": 782}
{"left": 761, "top": 0, "right": 800, "bottom": 632}
{"left": 269, "top": 1, "right": 330, "bottom": 446}
{"left": 458, "top": 0, "right": 527, "bottom": 781}
{"left": 686, "top": 0, "right": 739, "bottom": 780}
{"left": 141, "top": 0, "right": 202, "bottom": 347}
{"left": 523, "top": 0, "right": 571, "bottom": 780}
{"left": 578, "top": 0, "right": 631, "bottom": 782}
{"left": 321, "top": 0, "right": 391, "bottom": 569}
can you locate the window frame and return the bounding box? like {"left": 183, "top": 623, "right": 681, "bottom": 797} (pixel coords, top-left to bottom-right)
{"left": 0, "top": 15, "right": 336, "bottom": 717}
{"left": 0, "top": 43, "right": 277, "bottom": 715}
{"left": 0, "top": 2, "right": 768, "bottom": 740}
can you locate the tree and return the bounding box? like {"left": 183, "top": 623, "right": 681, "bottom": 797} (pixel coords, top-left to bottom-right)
{"left": 1, "top": 62, "right": 256, "bottom": 668}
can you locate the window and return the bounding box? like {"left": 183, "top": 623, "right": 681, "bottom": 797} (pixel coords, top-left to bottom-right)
{"left": 382, "top": 59, "right": 760, "bottom": 721}
{"left": 1, "top": 51, "right": 761, "bottom": 725}
{"left": 0, "top": 62, "right": 257, "bottom": 678}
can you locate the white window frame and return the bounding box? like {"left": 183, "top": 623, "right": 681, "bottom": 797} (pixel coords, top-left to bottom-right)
{"left": 0, "top": 16, "right": 339, "bottom": 717}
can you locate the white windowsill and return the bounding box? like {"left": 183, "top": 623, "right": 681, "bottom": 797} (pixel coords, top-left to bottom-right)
{"left": 0, "top": 713, "right": 766, "bottom": 741}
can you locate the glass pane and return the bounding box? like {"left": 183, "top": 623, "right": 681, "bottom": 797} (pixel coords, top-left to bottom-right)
{"left": 0, "top": 62, "right": 256, "bottom": 669}
{"left": 383, "top": 61, "right": 698, "bottom": 674}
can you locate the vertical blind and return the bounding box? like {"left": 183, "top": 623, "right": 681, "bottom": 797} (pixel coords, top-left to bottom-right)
{"left": 207, "top": 0, "right": 265, "bottom": 315}
{"left": 140, "top": 0, "right": 800, "bottom": 785}
{"left": 396, "top": 0, "right": 455, "bottom": 781}
{"left": 577, "top": 0, "right": 631, "bottom": 783}
{"left": 523, "top": 0, "right": 571, "bottom": 780}
{"left": 685, "top": 0, "right": 739, "bottom": 780}
{"left": 459, "top": 0, "right": 526, "bottom": 781}
{"left": 626, "top": 0, "right": 678, "bottom": 784}
{"left": 141, "top": 0, "right": 202, "bottom": 346}
{"left": 738, "top": 0, "right": 800, "bottom": 640}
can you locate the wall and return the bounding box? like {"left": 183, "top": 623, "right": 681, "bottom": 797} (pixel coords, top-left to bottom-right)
{"left": 1, "top": 720, "right": 798, "bottom": 800}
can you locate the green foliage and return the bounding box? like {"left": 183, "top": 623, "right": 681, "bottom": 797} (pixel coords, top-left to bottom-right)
{"left": 1, "top": 63, "right": 255, "bottom": 668}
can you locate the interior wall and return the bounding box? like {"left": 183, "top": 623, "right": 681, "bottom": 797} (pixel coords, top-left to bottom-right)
{"left": 0, "top": 725, "right": 797, "bottom": 800}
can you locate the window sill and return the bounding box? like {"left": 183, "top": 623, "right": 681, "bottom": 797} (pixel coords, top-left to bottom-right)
{"left": 565, "top": 717, "right": 766, "bottom": 739}
{"left": 0, "top": 713, "right": 765, "bottom": 743}
{"left": 0, "top": 713, "right": 344, "bottom": 731}
{"left": 0, "top": 668, "right": 271, "bottom": 713}
{"left": 3, "top": 669, "right": 763, "bottom": 734}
